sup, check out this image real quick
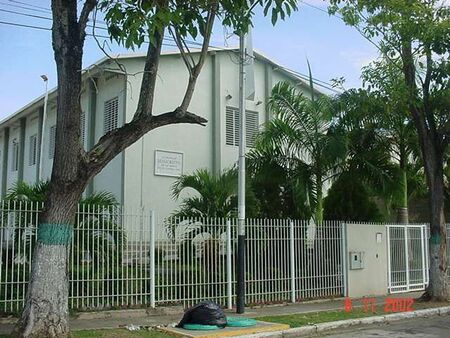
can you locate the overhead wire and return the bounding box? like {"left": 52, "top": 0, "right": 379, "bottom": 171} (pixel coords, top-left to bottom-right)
{"left": 0, "top": 0, "right": 339, "bottom": 91}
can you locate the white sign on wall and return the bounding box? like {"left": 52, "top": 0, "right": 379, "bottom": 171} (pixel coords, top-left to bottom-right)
{"left": 154, "top": 150, "right": 183, "bottom": 177}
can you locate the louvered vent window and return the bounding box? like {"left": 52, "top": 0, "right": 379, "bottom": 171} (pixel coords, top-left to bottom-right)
{"left": 49, "top": 125, "right": 56, "bottom": 159}
{"left": 225, "top": 106, "right": 259, "bottom": 148}
{"left": 80, "top": 111, "right": 86, "bottom": 146}
{"left": 246, "top": 111, "right": 259, "bottom": 147}
{"left": 11, "top": 139, "right": 19, "bottom": 171}
{"left": 29, "top": 134, "right": 37, "bottom": 166}
{"left": 104, "top": 97, "right": 119, "bottom": 134}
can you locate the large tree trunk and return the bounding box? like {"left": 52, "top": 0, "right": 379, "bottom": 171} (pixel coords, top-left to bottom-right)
{"left": 401, "top": 39, "right": 448, "bottom": 301}
{"left": 14, "top": 1, "right": 91, "bottom": 336}
{"left": 414, "top": 126, "right": 448, "bottom": 301}
{"left": 14, "top": 195, "right": 83, "bottom": 337}
{"left": 426, "top": 161, "right": 448, "bottom": 301}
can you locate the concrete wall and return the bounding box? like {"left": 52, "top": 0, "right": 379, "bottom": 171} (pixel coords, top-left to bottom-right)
{"left": 90, "top": 73, "right": 125, "bottom": 203}
{"left": 0, "top": 50, "right": 316, "bottom": 221}
{"left": 119, "top": 51, "right": 316, "bottom": 221}
{"left": 6, "top": 124, "right": 20, "bottom": 189}
{"left": 345, "top": 223, "right": 388, "bottom": 297}
{"left": 122, "top": 53, "right": 215, "bottom": 219}
{"left": 0, "top": 131, "right": 4, "bottom": 195}
{"left": 23, "top": 112, "right": 40, "bottom": 184}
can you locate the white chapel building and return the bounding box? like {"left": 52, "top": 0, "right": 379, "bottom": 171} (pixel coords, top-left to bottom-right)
{"left": 0, "top": 48, "right": 316, "bottom": 218}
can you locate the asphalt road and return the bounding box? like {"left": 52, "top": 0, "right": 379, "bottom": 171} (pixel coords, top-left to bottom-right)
{"left": 323, "top": 314, "right": 450, "bottom": 338}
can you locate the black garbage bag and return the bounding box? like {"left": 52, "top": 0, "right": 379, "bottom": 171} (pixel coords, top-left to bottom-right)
{"left": 176, "top": 301, "right": 227, "bottom": 328}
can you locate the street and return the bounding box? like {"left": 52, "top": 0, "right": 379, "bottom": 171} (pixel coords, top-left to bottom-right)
{"left": 323, "top": 314, "right": 450, "bottom": 338}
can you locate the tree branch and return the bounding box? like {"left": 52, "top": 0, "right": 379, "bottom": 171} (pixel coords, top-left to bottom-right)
{"left": 169, "top": 27, "right": 194, "bottom": 76}
{"left": 87, "top": 111, "right": 207, "bottom": 177}
{"left": 79, "top": 0, "right": 98, "bottom": 40}
{"left": 177, "top": 2, "right": 218, "bottom": 116}
{"left": 423, "top": 47, "right": 437, "bottom": 135}
{"left": 133, "top": 29, "right": 165, "bottom": 120}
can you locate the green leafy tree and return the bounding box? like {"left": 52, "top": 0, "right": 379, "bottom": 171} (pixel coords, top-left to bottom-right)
{"left": 247, "top": 151, "right": 312, "bottom": 219}
{"left": 330, "top": 0, "right": 450, "bottom": 300}
{"left": 17, "top": 1, "right": 298, "bottom": 335}
{"left": 323, "top": 172, "right": 384, "bottom": 222}
{"left": 336, "top": 85, "right": 422, "bottom": 222}
{"left": 252, "top": 81, "right": 347, "bottom": 222}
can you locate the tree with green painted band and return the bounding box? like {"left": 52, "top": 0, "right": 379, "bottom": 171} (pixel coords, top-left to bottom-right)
{"left": 430, "top": 234, "right": 441, "bottom": 245}
{"left": 37, "top": 223, "right": 74, "bottom": 246}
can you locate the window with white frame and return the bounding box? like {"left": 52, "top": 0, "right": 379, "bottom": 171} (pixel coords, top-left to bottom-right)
{"left": 29, "top": 134, "right": 37, "bottom": 166}
{"left": 104, "top": 97, "right": 119, "bottom": 135}
{"left": 11, "top": 139, "right": 19, "bottom": 171}
{"left": 225, "top": 106, "right": 259, "bottom": 148}
{"left": 49, "top": 125, "right": 56, "bottom": 159}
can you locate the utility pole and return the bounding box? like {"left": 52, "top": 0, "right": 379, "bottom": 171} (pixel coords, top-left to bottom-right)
{"left": 236, "top": 30, "right": 246, "bottom": 314}
{"left": 39, "top": 75, "right": 49, "bottom": 181}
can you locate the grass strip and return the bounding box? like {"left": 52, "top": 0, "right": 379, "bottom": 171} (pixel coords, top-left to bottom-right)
{"left": 256, "top": 301, "right": 449, "bottom": 328}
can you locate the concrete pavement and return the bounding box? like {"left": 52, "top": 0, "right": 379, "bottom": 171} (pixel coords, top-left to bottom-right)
{"left": 0, "top": 292, "right": 424, "bottom": 335}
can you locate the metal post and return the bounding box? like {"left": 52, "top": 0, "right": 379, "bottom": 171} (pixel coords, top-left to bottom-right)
{"left": 424, "top": 224, "right": 430, "bottom": 285}
{"left": 341, "top": 223, "right": 348, "bottom": 297}
{"left": 420, "top": 225, "right": 426, "bottom": 289}
{"left": 404, "top": 226, "right": 410, "bottom": 292}
{"left": 149, "top": 210, "right": 156, "bottom": 308}
{"left": 226, "top": 219, "right": 233, "bottom": 309}
{"left": 386, "top": 225, "right": 392, "bottom": 293}
{"left": 38, "top": 76, "right": 49, "bottom": 181}
{"left": 236, "top": 31, "right": 246, "bottom": 314}
{"left": 289, "top": 221, "right": 296, "bottom": 303}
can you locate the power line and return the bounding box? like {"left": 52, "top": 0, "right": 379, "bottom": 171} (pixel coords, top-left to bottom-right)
{"left": 299, "top": 0, "right": 343, "bottom": 19}
{"left": 0, "top": 5, "right": 208, "bottom": 48}
{"left": 0, "top": 0, "right": 49, "bottom": 14}
{"left": 0, "top": 20, "right": 178, "bottom": 47}
{"left": 8, "top": 0, "right": 51, "bottom": 12}
{"left": 0, "top": 4, "right": 339, "bottom": 90}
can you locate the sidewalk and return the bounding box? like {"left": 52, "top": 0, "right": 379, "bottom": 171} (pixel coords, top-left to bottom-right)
{"left": 0, "top": 292, "right": 423, "bottom": 335}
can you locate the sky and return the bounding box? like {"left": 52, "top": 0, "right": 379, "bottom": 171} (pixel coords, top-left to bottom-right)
{"left": 0, "top": 0, "right": 379, "bottom": 120}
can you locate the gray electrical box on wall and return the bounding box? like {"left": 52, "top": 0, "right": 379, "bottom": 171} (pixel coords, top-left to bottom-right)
{"left": 350, "top": 251, "right": 364, "bottom": 270}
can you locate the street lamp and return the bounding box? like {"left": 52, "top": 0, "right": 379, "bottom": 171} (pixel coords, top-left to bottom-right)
{"left": 38, "top": 75, "right": 49, "bottom": 181}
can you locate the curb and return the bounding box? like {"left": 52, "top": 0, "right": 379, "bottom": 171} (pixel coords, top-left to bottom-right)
{"left": 240, "top": 306, "right": 450, "bottom": 338}
{"left": 0, "top": 306, "right": 185, "bottom": 324}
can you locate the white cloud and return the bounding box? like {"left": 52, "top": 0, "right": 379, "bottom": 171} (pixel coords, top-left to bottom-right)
{"left": 339, "top": 50, "right": 378, "bottom": 70}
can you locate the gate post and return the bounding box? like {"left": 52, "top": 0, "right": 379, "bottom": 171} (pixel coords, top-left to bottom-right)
{"left": 226, "top": 219, "right": 233, "bottom": 309}
{"left": 404, "top": 226, "right": 410, "bottom": 292}
{"left": 341, "top": 222, "right": 348, "bottom": 297}
{"left": 386, "top": 225, "right": 392, "bottom": 293}
{"left": 290, "top": 221, "right": 296, "bottom": 303}
{"left": 420, "top": 225, "right": 427, "bottom": 288}
{"left": 149, "top": 210, "right": 156, "bottom": 308}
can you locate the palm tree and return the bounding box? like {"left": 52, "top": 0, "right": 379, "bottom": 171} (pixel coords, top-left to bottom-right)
{"left": 252, "top": 81, "right": 347, "bottom": 222}
{"left": 2, "top": 181, "right": 123, "bottom": 264}
{"left": 336, "top": 86, "right": 423, "bottom": 223}
{"left": 171, "top": 168, "right": 258, "bottom": 218}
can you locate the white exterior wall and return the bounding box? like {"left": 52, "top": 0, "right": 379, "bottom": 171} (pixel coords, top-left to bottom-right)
{"left": 91, "top": 74, "right": 126, "bottom": 202}
{"left": 122, "top": 54, "right": 215, "bottom": 218}
{"left": 346, "top": 224, "right": 388, "bottom": 297}
{"left": 23, "top": 112, "right": 40, "bottom": 184}
{"left": 40, "top": 106, "right": 56, "bottom": 181}
{"left": 6, "top": 125, "right": 20, "bottom": 190}
{"left": 120, "top": 51, "right": 315, "bottom": 220}
{"left": 0, "top": 132, "right": 4, "bottom": 194}
{"left": 0, "top": 50, "right": 316, "bottom": 220}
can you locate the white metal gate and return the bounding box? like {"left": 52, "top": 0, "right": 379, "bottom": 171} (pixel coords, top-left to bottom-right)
{"left": 387, "top": 224, "right": 428, "bottom": 293}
